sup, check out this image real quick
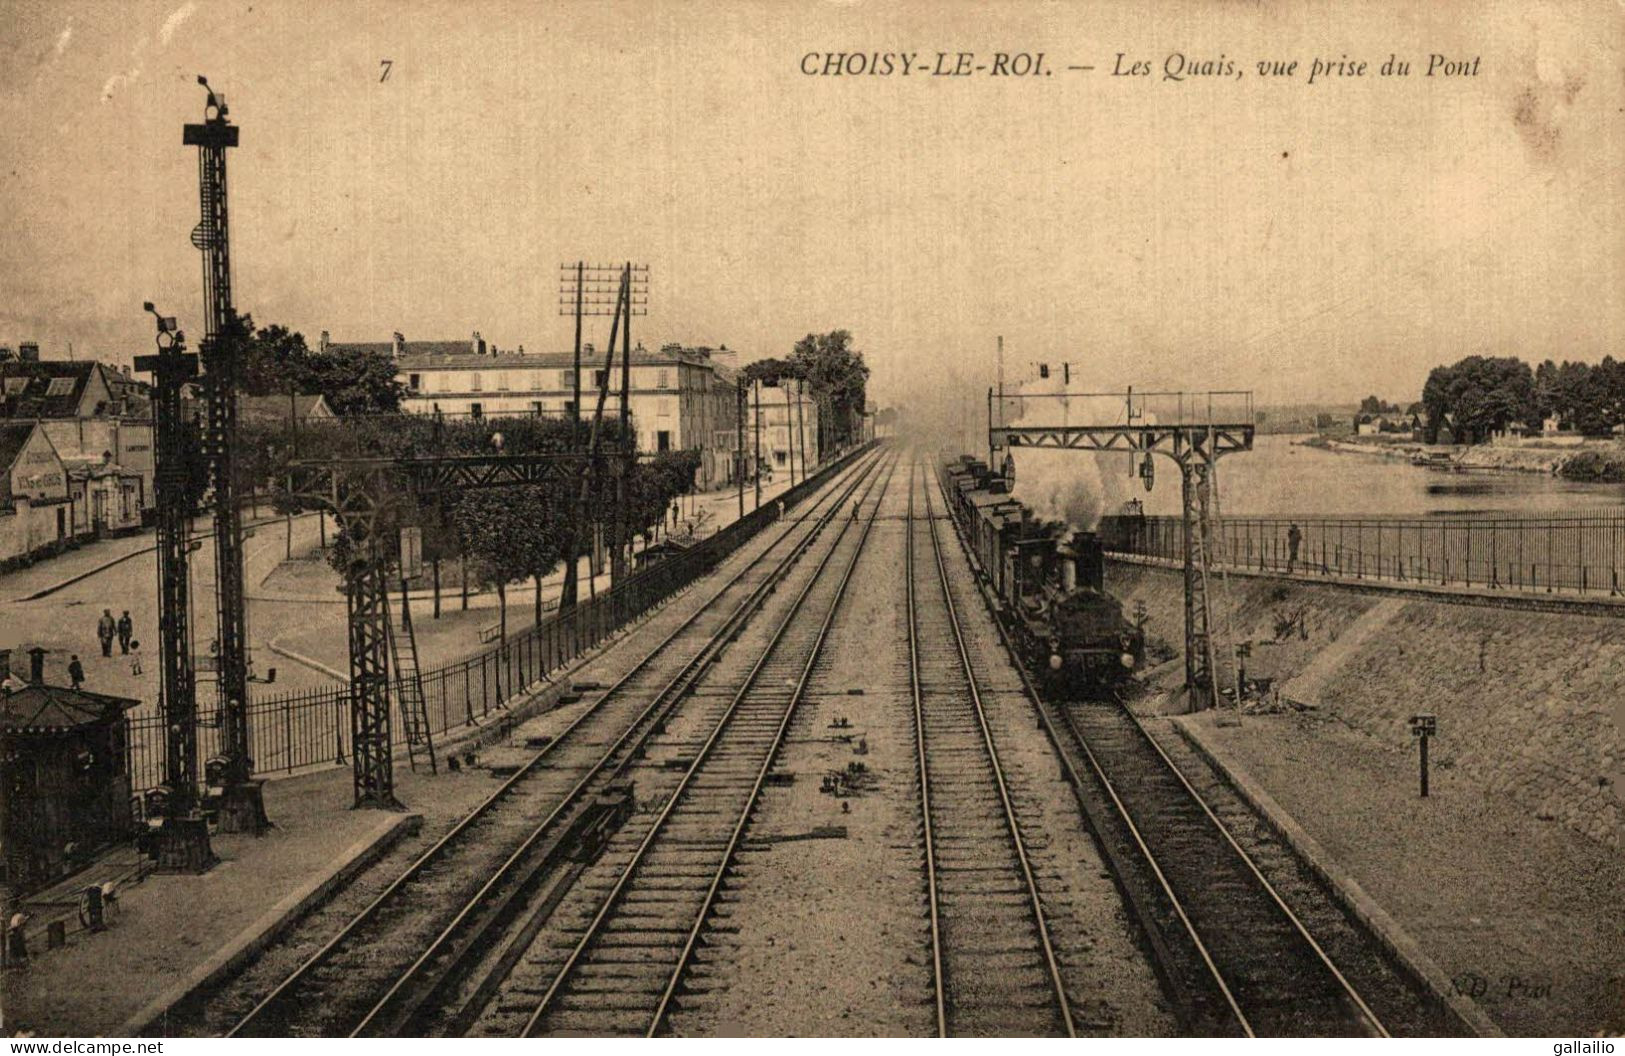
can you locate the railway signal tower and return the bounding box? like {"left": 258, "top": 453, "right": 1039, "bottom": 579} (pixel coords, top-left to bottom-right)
{"left": 990, "top": 389, "right": 1255, "bottom": 709}
{"left": 184, "top": 76, "right": 266, "bottom": 832}
{"left": 135, "top": 304, "right": 214, "bottom": 870}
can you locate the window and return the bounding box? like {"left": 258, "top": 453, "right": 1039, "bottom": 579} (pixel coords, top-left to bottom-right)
{"left": 658, "top": 398, "right": 674, "bottom": 418}
{"left": 408, "top": 373, "right": 422, "bottom": 390}
{"left": 593, "top": 369, "right": 608, "bottom": 389}
{"left": 2, "top": 378, "right": 27, "bottom": 395}
{"left": 657, "top": 369, "right": 669, "bottom": 389}
{"left": 559, "top": 369, "right": 573, "bottom": 388}
{"left": 656, "top": 430, "right": 671, "bottom": 452}
{"left": 563, "top": 400, "right": 577, "bottom": 416}
{"left": 531, "top": 401, "right": 545, "bottom": 416}
{"left": 46, "top": 377, "right": 75, "bottom": 397}
{"left": 470, "top": 403, "right": 483, "bottom": 419}
{"left": 470, "top": 372, "right": 483, "bottom": 392}
{"left": 497, "top": 372, "right": 509, "bottom": 391}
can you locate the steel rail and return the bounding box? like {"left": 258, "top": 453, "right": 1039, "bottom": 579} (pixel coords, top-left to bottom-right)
{"left": 1104, "top": 697, "right": 1390, "bottom": 1037}
{"left": 225, "top": 447, "right": 884, "bottom": 1037}
{"left": 932, "top": 458, "right": 1390, "bottom": 1037}
{"left": 906, "top": 460, "right": 948, "bottom": 1037}
{"left": 644, "top": 454, "right": 899, "bottom": 1036}
{"left": 348, "top": 449, "right": 894, "bottom": 1037}
{"left": 929, "top": 458, "right": 1250, "bottom": 1036}
{"left": 521, "top": 451, "right": 899, "bottom": 1037}
{"left": 914, "top": 460, "right": 1076, "bottom": 1037}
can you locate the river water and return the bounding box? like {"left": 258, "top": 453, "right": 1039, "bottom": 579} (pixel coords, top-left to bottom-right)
{"left": 1111, "top": 435, "right": 1625, "bottom": 519}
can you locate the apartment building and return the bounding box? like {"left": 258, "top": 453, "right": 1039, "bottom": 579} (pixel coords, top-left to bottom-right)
{"left": 323, "top": 332, "right": 744, "bottom": 489}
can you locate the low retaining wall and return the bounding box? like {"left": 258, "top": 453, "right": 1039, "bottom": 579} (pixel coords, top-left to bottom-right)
{"left": 1108, "top": 560, "right": 1621, "bottom": 848}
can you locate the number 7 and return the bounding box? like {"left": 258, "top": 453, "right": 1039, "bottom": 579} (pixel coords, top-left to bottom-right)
{"left": 380, "top": 59, "right": 393, "bottom": 82}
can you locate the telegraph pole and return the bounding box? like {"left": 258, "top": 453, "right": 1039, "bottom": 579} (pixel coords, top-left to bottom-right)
{"left": 559, "top": 263, "right": 646, "bottom": 602}
{"left": 136, "top": 304, "right": 213, "bottom": 871}
{"left": 561, "top": 262, "right": 647, "bottom": 593}
{"left": 185, "top": 76, "right": 266, "bottom": 833}
{"left": 736, "top": 381, "right": 745, "bottom": 519}
{"left": 617, "top": 262, "right": 635, "bottom": 587}
{"left": 560, "top": 261, "right": 585, "bottom": 611}
{"left": 753, "top": 380, "right": 762, "bottom": 509}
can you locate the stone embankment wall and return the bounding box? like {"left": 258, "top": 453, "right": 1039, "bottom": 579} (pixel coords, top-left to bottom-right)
{"left": 1108, "top": 562, "right": 1621, "bottom": 847}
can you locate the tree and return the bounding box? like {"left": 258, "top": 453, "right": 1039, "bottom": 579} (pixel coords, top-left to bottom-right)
{"left": 454, "top": 486, "right": 563, "bottom": 655}
{"left": 233, "top": 316, "right": 406, "bottom": 414}
{"left": 788, "top": 330, "right": 870, "bottom": 457}
{"left": 1420, "top": 356, "right": 1534, "bottom": 443}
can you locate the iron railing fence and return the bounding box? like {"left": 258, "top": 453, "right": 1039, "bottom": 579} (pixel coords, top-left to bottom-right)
{"left": 1100, "top": 511, "right": 1625, "bottom": 598}
{"left": 126, "top": 442, "right": 875, "bottom": 793}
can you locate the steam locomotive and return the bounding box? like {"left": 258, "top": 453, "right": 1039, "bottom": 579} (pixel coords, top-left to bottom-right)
{"left": 940, "top": 455, "right": 1144, "bottom": 694}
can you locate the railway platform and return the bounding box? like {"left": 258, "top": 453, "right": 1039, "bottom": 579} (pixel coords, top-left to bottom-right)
{"left": 0, "top": 767, "right": 451, "bottom": 1037}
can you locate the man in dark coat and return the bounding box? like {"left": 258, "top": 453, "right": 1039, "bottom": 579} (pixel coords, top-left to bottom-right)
{"left": 117, "top": 611, "right": 134, "bottom": 655}
{"left": 68, "top": 654, "right": 86, "bottom": 689}
{"left": 97, "top": 610, "right": 116, "bottom": 657}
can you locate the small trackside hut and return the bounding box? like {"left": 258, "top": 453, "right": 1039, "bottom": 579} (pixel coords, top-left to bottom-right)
{"left": 1, "top": 648, "right": 140, "bottom": 897}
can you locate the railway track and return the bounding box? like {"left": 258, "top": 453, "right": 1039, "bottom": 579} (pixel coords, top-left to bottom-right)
{"left": 931, "top": 460, "right": 1442, "bottom": 1038}
{"left": 224, "top": 447, "right": 889, "bottom": 1037}
{"left": 474, "top": 453, "right": 899, "bottom": 1037}
{"left": 906, "top": 462, "right": 1074, "bottom": 1036}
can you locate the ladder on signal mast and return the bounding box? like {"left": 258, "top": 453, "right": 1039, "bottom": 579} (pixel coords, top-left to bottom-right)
{"left": 1182, "top": 459, "right": 1223, "bottom": 710}
{"left": 384, "top": 579, "right": 437, "bottom": 774}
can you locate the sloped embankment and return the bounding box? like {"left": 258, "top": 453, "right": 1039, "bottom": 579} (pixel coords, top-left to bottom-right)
{"left": 1106, "top": 563, "right": 1620, "bottom": 847}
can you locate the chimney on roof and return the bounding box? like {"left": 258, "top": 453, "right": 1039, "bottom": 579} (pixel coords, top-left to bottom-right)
{"left": 19, "top": 341, "right": 39, "bottom": 363}
{"left": 472, "top": 331, "right": 486, "bottom": 356}
{"left": 29, "top": 646, "right": 47, "bottom": 685}
{"left": 391, "top": 332, "right": 404, "bottom": 358}
{"left": 319, "top": 330, "right": 331, "bottom": 353}
{"left": 517, "top": 344, "right": 525, "bottom": 355}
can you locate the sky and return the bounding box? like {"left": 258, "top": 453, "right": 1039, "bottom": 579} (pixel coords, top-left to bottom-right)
{"left": 2, "top": 0, "right": 1621, "bottom": 413}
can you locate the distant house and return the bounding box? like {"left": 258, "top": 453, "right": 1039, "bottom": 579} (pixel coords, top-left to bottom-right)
{"left": 0, "top": 358, "right": 154, "bottom": 519}
{"left": 0, "top": 422, "right": 72, "bottom": 567}
{"left": 1435, "top": 415, "right": 1459, "bottom": 445}
{"left": 237, "top": 393, "right": 337, "bottom": 425}
{"left": 1355, "top": 412, "right": 1416, "bottom": 437}
{"left": 0, "top": 361, "right": 118, "bottom": 419}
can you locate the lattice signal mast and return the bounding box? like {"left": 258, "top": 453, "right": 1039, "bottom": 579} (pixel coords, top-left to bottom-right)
{"left": 185, "top": 76, "right": 265, "bottom": 832}
{"left": 135, "top": 305, "right": 214, "bottom": 871}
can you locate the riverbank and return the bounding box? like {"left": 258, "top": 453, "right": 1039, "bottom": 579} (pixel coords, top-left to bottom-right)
{"left": 1295, "top": 434, "right": 1625, "bottom": 481}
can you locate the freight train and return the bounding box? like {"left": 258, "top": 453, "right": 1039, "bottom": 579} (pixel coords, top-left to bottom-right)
{"left": 940, "top": 455, "right": 1144, "bottom": 694}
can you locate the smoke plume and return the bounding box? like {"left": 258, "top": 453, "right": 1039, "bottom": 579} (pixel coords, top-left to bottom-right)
{"left": 1004, "top": 374, "right": 1135, "bottom": 532}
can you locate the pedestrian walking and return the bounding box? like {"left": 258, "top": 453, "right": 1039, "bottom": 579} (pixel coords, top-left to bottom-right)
{"left": 776, "top": 499, "right": 785, "bottom": 520}
{"left": 1287, "top": 522, "right": 1303, "bottom": 573}
{"left": 128, "top": 640, "right": 142, "bottom": 677}
{"left": 116, "top": 611, "right": 133, "bottom": 655}
{"left": 96, "top": 610, "right": 116, "bottom": 658}
{"left": 68, "top": 655, "right": 85, "bottom": 690}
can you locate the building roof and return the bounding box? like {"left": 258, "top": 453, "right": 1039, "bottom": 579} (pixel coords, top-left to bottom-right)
{"left": 338, "top": 339, "right": 723, "bottom": 373}
{"left": 0, "top": 421, "right": 41, "bottom": 474}
{"left": 0, "top": 683, "right": 140, "bottom": 734}
{"left": 0, "top": 361, "right": 108, "bottom": 419}
{"left": 238, "top": 393, "right": 335, "bottom": 423}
